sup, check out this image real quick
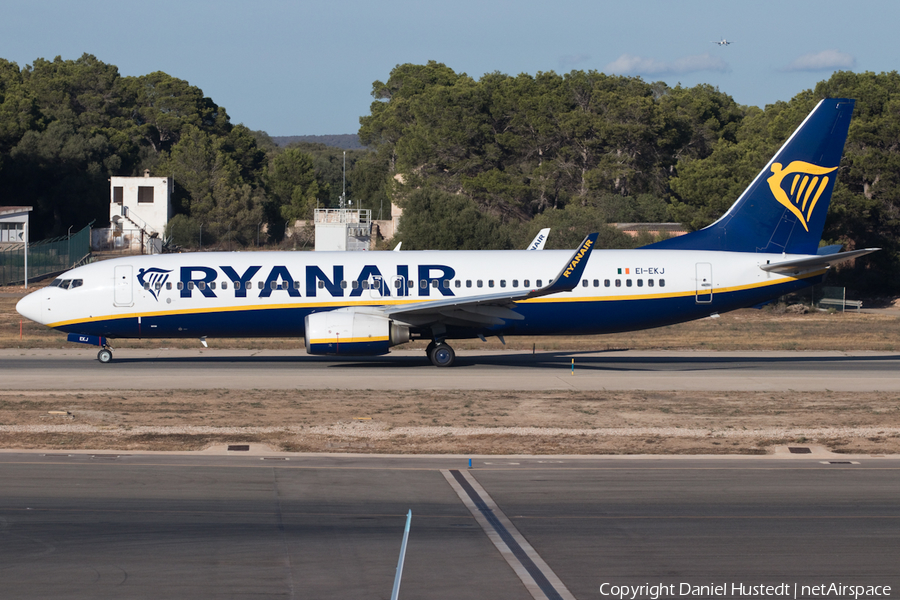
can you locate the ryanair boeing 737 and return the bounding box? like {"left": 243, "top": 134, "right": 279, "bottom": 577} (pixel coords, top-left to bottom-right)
{"left": 16, "top": 99, "right": 877, "bottom": 367}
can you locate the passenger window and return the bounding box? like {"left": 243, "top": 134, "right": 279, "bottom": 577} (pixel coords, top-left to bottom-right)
{"left": 166, "top": 282, "right": 172, "bottom": 290}
{"left": 500, "top": 280, "right": 506, "bottom": 288}
{"left": 143, "top": 282, "right": 150, "bottom": 290}
{"left": 198, "top": 281, "right": 206, "bottom": 290}
{"left": 454, "top": 280, "right": 461, "bottom": 288}
{"left": 221, "top": 281, "right": 228, "bottom": 290}
{"left": 582, "top": 279, "right": 588, "bottom": 287}
{"left": 393, "top": 279, "right": 402, "bottom": 289}
{"left": 318, "top": 281, "right": 324, "bottom": 289}
{"left": 615, "top": 279, "right": 621, "bottom": 287}
{"left": 351, "top": 280, "right": 359, "bottom": 289}
{"left": 272, "top": 281, "right": 279, "bottom": 290}
{"left": 536, "top": 280, "right": 542, "bottom": 287}
{"left": 512, "top": 279, "right": 518, "bottom": 287}
{"left": 210, "top": 282, "right": 216, "bottom": 290}
{"left": 488, "top": 280, "right": 494, "bottom": 288}
{"left": 340, "top": 281, "right": 348, "bottom": 289}
{"left": 420, "top": 280, "right": 427, "bottom": 289}
{"left": 523, "top": 279, "right": 530, "bottom": 288}
{"left": 477, "top": 280, "right": 483, "bottom": 288}
{"left": 188, "top": 282, "right": 195, "bottom": 290}
{"left": 626, "top": 279, "right": 632, "bottom": 287}
{"left": 293, "top": 281, "right": 300, "bottom": 289}
{"left": 466, "top": 280, "right": 472, "bottom": 288}
{"left": 637, "top": 279, "right": 643, "bottom": 287}
{"left": 234, "top": 281, "right": 241, "bottom": 290}
{"left": 154, "top": 282, "right": 162, "bottom": 291}
{"left": 604, "top": 279, "right": 610, "bottom": 287}
{"left": 660, "top": 279, "right": 666, "bottom": 287}
{"left": 648, "top": 279, "right": 654, "bottom": 287}
{"left": 593, "top": 279, "right": 599, "bottom": 287}
{"left": 177, "top": 282, "right": 184, "bottom": 290}
{"left": 257, "top": 282, "right": 263, "bottom": 289}
{"left": 431, "top": 280, "right": 439, "bottom": 288}
{"left": 443, "top": 280, "right": 450, "bottom": 288}
{"left": 361, "top": 281, "right": 369, "bottom": 290}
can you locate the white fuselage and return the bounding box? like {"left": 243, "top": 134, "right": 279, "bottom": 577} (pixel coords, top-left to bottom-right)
{"left": 16, "top": 248, "right": 820, "bottom": 341}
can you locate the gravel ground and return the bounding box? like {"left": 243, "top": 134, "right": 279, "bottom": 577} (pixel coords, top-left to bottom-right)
{"left": 2, "top": 389, "right": 898, "bottom": 455}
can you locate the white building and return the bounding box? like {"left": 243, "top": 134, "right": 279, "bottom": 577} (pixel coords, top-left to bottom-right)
{"left": 100, "top": 171, "right": 173, "bottom": 254}
{"left": 0, "top": 206, "right": 31, "bottom": 249}
{"left": 313, "top": 208, "right": 372, "bottom": 251}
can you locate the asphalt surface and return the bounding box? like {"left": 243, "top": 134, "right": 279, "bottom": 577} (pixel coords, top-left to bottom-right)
{"left": 0, "top": 452, "right": 897, "bottom": 600}
{"left": 4, "top": 348, "right": 899, "bottom": 598}
{"left": 2, "top": 348, "right": 900, "bottom": 391}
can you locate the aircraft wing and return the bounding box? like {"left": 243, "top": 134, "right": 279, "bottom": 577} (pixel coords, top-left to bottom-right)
{"left": 760, "top": 248, "right": 880, "bottom": 275}
{"left": 382, "top": 233, "right": 598, "bottom": 327}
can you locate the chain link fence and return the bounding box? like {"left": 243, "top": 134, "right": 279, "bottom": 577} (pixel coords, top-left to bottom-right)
{"left": 0, "top": 225, "right": 91, "bottom": 286}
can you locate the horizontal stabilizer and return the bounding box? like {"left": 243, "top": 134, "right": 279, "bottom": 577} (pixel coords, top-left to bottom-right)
{"left": 760, "top": 248, "right": 880, "bottom": 274}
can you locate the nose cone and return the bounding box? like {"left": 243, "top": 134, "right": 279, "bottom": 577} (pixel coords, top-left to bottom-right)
{"left": 16, "top": 291, "right": 43, "bottom": 325}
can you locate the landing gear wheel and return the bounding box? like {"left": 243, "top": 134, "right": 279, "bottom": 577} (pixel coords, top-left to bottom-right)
{"left": 97, "top": 348, "right": 113, "bottom": 364}
{"left": 428, "top": 343, "right": 456, "bottom": 367}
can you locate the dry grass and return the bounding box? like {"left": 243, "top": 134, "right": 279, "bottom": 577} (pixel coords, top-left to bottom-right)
{"left": 1, "top": 389, "right": 899, "bottom": 455}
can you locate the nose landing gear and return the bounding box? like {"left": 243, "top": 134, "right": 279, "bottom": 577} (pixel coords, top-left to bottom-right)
{"left": 97, "top": 348, "right": 113, "bottom": 363}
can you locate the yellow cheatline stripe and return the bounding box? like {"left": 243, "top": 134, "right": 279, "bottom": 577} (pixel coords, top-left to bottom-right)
{"left": 47, "top": 270, "right": 823, "bottom": 329}
{"left": 309, "top": 336, "right": 389, "bottom": 344}
{"left": 47, "top": 298, "right": 413, "bottom": 328}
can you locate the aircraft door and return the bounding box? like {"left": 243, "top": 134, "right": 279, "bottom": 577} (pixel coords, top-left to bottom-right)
{"left": 695, "top": 263, "right": 712, "bottom": 304}
{"left": 114, "top": 265, "right": 133, "bottom": 306}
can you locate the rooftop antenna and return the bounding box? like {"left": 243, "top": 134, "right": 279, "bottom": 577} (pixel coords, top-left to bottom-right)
{"left": 339, "top": 150, "right": 347, "bottom": 209}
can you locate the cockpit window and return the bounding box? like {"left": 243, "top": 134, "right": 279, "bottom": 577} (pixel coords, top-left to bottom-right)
{"left": 49, "top": 278, "right": 83, "bottom": 290}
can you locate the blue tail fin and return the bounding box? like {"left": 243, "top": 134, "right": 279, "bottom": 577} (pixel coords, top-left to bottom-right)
{"left": 646, "top": 98, "right": 855, "bottom": 254}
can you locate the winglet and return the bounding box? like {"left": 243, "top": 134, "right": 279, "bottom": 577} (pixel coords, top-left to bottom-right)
{"left": 532, "top": 232, "right": 598, "bottom": 296}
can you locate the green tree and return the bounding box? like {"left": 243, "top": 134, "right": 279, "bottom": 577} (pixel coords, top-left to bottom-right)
{"left": 268, "top": 147, "right": 321, "bottom": 224}
{"left": 396, "top": 188, "right": 512, "bottom": 250}
{"left": 157, "top": 125, "right": 264, "bottom": 245}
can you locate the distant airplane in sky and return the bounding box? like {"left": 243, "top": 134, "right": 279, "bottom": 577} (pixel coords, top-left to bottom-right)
{"left": 712, "top": 38, "right": 732, "bottom": 46}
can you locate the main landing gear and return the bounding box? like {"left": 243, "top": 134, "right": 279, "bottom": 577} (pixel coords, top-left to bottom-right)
{"left": 425, "top": 340, "right": 456, "bottom": 367}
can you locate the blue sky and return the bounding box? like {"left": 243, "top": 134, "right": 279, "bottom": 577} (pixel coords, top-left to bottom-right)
{"left": 2, "top": 0, "right": 897, "bottom": 136}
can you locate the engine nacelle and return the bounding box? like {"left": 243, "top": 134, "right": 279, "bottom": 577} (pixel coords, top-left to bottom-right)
{"left": 304, "top": 311, "right": 410, "bottom": 356}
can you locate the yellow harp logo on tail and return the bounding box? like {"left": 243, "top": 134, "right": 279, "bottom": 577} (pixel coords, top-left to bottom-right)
{"left": 766, "top": 161, "right": 838, "bottom": 232}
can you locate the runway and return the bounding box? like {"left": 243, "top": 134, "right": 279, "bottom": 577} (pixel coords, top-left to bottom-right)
{"left": 0, "top": 452, "right": 897, "bottom": 600}
{"left": 2, "top": 348, "right": 900, "bottom": 391}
